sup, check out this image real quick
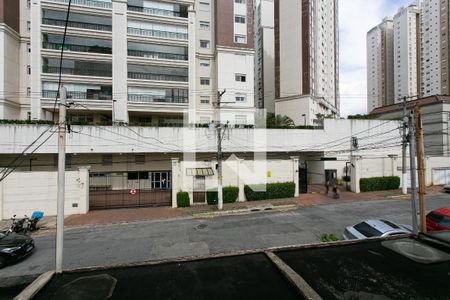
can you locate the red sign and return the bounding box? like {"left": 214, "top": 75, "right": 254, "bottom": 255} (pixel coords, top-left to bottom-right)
{"left": 130, "top": 188, "right": 137, "bottom": 195}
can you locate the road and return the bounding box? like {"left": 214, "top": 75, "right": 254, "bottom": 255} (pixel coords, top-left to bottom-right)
{"left": 0, "top": 195, "right": 449, "bottom": 287}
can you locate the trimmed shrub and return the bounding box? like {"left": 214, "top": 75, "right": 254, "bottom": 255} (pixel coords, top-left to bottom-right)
{"left": 177, "top": 192, "right": 190, "bottom": 208}
{"left": 244, "top": 182, "right": 295, "bottom": 201}
{"left": 359, "top": 176, "right": 400, "bottom": 192}
{"left": 321, "top": 234, "right": 340, "bottom": 243}
{"left": 206, "top": 186, "right": 239, "bottom": 205}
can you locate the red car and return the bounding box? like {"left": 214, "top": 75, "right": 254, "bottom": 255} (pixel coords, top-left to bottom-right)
{"left": 426, "top": 208, "right": 450, "bottom": 232}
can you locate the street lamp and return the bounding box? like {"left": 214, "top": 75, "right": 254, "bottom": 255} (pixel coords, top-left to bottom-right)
{"left": 301, "top": 114, "right": 306, "bottom": 126}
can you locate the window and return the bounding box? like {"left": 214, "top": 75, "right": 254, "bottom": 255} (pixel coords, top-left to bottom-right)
{"left": 27, "top": 87, "right": 31, "bottom": 96}
{"left": 200, "top": 59, "right": 210, "bottom": 67}
{"left": 235, "top": 15, "right": 246, "bottom": 24}
{"left": 235, "top": 95, "right": 246, "bottom": 102}
{"left": 200, "top": 96, "right": 210, "bottom": 104}
{"left": 200, "top": 21, "right": 210, "bottom": 30}
{"left": 235, "top": 0, "right": 246, "bottom": 3}
{"left": 27, "top": 43, "right": 31, "bottom": 53}
{"left": 27, "top": 65, "right": 31, "bottom": 75}
{"left": 200, "top": 40, "right": 210, "bottom": 48}
{"left": 135, "top": 154, "right": 145, "bottom": 164}
{"left": 102, "top": 154, "right": 113, "bottom": 166}
{"left": 27, "top": 21, "right": 31, "bottom": 30}
{"left": 27, "top": 0, "right": 31, "bottom": 8}
{"left": 234, "top": 35, "right": 246, "bottom": 44}
{"left": 354, "top": 222, "right": 382, "bottom": 237}
{"left": 200, "top": 77, "right": 210, "bottom": 85}
{"left": 235, "top": 74, "right": 246, "bottom": 82}
{"left": 151, "top": 171, "right": 171, "bottom": 189}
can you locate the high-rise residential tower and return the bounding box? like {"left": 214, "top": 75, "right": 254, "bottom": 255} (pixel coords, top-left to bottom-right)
{"left": 254, "top": 0, "right": 275, "bottom": 113}
{"left": 274, "top": 0, "right": 339, "bottom": 126}
{"left": 367, "top": 17, "right": 394, "bottom": 113}
{"left": 393, "top": 4, "right": 421, "bottom": 102}
{"left": 2, "top": 0, "right": 255, "bottom": 125}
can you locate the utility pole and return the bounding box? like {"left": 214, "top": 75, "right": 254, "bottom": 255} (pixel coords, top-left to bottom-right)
{"left": 216, "top": 89, "right": 226, "bottom": 210}
{"left": 56, "top": 85, "right": 67, "bottom": 273}
{"left": 408, "top": 110, "right": 419, "bottom": 236}
{"left": 415, "top": 105, "right": 426, "bottom": 233}
{"left": 402, "top": 97, "right": 408, "bottom": 195}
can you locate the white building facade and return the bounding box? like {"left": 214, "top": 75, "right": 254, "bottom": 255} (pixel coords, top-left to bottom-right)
{"left": 366, "top": 17, "right": 394, "bottom": 113}
{"left": 274, "top": 0, "right": 340, "bottom": 126}
{"left": 1, "top": 0, "right": 256, "bottom": 125}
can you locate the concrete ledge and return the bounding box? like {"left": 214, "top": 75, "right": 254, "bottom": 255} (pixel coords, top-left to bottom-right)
{"left": 14, "top": 271, "right": 55, "bottom": 300}
{"left": 265, "top": 251, "right": 322, "bottom": 300}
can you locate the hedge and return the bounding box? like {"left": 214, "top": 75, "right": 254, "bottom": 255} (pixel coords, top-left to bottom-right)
{"left": 244, "top": 182, "right": 295, "bottom": 201}
{"left": 177, "top": 192, "right": 190, "bottom": 208}
{"left": 206, "top": 186, "right": 239, "bottom": 205}
{"left": 359, "top": 176, "right": 400, "bottom": 192}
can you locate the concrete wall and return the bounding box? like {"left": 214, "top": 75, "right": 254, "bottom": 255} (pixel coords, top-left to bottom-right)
{"left": 0, "top": 167, "right": 89, "bottom": 220}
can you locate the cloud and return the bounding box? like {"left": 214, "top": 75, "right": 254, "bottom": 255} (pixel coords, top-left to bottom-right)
{"left": 339, "top": 0, "right": 411, "bottom": 117}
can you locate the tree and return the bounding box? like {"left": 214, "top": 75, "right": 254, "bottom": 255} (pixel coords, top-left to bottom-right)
{"left": 266, "top": 113, "right": 295, "bottom": 128}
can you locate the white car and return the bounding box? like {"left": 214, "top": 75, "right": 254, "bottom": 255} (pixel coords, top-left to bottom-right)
{"left": 443, "top": 184, "right": 450, "bottom": 193}
{"left": 343, "top": 219, "right": 412, "bottom": 240}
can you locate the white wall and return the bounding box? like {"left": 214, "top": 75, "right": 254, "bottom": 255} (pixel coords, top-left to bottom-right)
{"left": 0, "top": 168, "right": 89, "bottom": 220}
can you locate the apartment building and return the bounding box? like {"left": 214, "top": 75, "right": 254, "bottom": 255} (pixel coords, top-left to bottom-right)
{"left": 274, "top": 0, "right": 340, "bottom": 126}
{"left": 253, "top": 0, "right": 275, "bottom": 113}
{"left": 0, "top": 0, "right": 23, "bottom": 120}
{"left": 393, "top": 4, "right": 421, "bottom": 103}
{"left": 0, "top": 0, "right": 255, "bottom": 125}
{"left": 367, "top": 17, "right": 394, "bottom": 113}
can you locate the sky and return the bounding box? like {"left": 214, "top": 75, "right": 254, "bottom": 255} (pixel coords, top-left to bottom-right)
{"left": 339, "top": 0, "right": 412, "bottom": 117}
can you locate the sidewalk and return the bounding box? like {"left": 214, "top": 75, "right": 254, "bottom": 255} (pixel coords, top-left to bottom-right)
{"left": 1, "top": 185, "right": 445, "bottom": 231}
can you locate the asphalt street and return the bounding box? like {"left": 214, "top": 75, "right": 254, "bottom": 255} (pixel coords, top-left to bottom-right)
{"left": 0, "top": 195, "right": 449, "bottom": 287}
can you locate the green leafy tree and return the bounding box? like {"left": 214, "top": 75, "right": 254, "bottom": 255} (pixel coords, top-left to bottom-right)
{"left": 266, "top": 113, "right": 295, "bottom": 128}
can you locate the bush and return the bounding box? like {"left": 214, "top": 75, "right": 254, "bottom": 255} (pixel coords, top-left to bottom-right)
{"left": 360, "top": 176, "right": 400, "bottom": 192}
{"left": 244, "top": 182, "right": 295, "bottom": 201}
{"left": 177, "top": 192, "right": 190, "bottom": 208}
{"left": 206, "top": 186, "right": 239, "bottom": 205}
{"left": 321, "top": 234, "right": 340, "bottom": 243}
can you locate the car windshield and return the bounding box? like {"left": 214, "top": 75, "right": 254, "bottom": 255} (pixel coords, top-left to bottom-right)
{"left": 439, "top": 216, "right": 450, "bottom": 227}
{"left": 354, "top": 222, "right": 383, "bottom": 237}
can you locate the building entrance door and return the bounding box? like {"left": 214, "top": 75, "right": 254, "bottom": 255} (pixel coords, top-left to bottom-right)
{"left": 193, "top": 176, "right": 206, "bottom": 204}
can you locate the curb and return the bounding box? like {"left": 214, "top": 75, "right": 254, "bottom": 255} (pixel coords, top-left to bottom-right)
{"left": 192, "top": 204, "right": 297, "bottom": 218}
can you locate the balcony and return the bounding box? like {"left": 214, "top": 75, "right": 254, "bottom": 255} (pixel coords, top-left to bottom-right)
{"left": 42, "top": 18, "right": 112, "bottom": 32}
{"left": 43, "top": 66, "right": 112, "bottom": 77}
{"left": 43, "top": 42, "right": 112, "bottom": 54}
{"left": 128, "top": 72, "right": 187, "bottom": 82}
{"left": 127, "top": 27, "right": 187, "bottom": 40}
{"left": 128, "top": 94, "right": 188, "bottom": 104}
{"left": 127, "top": 5, "right": 187, "bottom": 18}
{"left": 45, "top": 0, "right": 112, "bottom": 9}
{"left": 127, "top": 49, "right": 187, "bottom": 61}
{"left": 42, "top": 90, "right": 112, "bottom": 100}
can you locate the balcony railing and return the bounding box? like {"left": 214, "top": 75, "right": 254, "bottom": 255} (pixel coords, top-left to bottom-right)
{"left": 127, "top": 49, "right": 187, "bottom": 61}
{"left": 128, "top": 72, "right": 188, "bottom": 82}
{"left": 46, "top": 0, "right": 112, "bottom": 9}
{"left": 43, "top": 42, "right": 112, "bottom": 54}
{"left": 43, "top": 66, "right": 112, "bottom": 77}
{"left": 127, "top": 5, "right": 186, "bottom": 18}
{"left": 42, "top": 18, "right": 112, "bottom": 32}
{"left": 127, "top": 27, "right": 187, "bottom": 40}
{"left": 42, "top": 90, "right": 112, "bottom": 100}
{"left": 128, "top": 94, "right": 188, "bottom": 104}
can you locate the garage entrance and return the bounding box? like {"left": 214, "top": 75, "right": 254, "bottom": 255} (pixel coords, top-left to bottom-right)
{"left": 89, "top": 171, "right": 172, "bottom": 210}
{"left": 433, "top": 169, "right": 450, "bottom": 185}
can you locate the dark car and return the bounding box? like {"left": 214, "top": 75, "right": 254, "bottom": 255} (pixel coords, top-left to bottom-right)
{"left": 0, "top": 232, "right": 34, "bottom": 268}
{"left": 426, "top": 208, "right": 450, "bottom": 232}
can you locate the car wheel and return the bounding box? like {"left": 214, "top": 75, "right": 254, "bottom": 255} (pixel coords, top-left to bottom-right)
{"left": 0, "top": 256, "right": 7, "bottom": 269}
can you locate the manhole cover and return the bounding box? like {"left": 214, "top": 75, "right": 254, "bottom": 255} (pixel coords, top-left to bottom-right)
{"left": 196, "top": 224, "right": 208, "bottom": 230}
{"left": 52, "top": 274, "right": 117, "bottom": 300}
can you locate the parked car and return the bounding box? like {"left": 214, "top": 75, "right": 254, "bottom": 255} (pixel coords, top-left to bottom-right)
{"left": 343, "top": 219, "right": 412, "bottom": 240}
{"left": 0, "top": 232, "right": 34, "bottom": 268}
{"left": 443, "top": 184, "right": 450, "bottom": 193}
{"left": 426, "top": 208, "right": 450, "bottom": 232}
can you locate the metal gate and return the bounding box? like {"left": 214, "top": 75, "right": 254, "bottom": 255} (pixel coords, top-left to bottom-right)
{"left": 299, "top": 164, "right": 308, "bottom": 194}
{"left": 89, "top": 171, "right": 172, "bottom": 210}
